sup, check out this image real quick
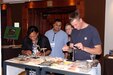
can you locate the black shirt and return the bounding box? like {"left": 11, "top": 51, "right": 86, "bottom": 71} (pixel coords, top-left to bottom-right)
{"left": 22, "top": 35, "right": 51, "bottom": 52}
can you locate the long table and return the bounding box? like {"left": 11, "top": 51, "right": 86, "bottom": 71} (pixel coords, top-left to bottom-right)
{"left": 3, "top": 57, "right": 100, "bottom": 75}
{"left": 41, "top": 67, "right": 90, "bottom": 75}
{"left": 3, "top": 61, "right": 41, "bottom": 75}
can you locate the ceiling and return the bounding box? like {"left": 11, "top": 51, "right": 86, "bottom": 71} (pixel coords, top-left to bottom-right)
{"left": 2, "top": 0, "right": 43, "bottom": 4}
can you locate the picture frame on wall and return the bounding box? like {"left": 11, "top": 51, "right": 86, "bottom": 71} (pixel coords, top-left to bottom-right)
{"left": 4, "top": 26, "right": 21, "bottom": 40}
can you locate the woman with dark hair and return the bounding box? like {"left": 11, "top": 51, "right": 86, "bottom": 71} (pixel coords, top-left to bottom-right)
{"left": 21, "top": 26, "right": 51, "bottom": 56}
{"left": 62, "top": 23, "right": 73, "bottom": 60}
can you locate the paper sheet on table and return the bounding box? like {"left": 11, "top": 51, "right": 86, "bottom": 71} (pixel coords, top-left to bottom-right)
{"left": 108, "top": 56, "right": 113, "bottom": 59}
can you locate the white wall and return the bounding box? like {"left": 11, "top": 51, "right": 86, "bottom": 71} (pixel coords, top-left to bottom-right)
{"left": 0, "top": 4, "right": 1, "bottom": 75}
{"left": 104, "top": 0, "right": 113, "bottom": 55}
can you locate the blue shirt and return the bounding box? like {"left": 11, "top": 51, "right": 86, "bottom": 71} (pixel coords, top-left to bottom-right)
{"left": 71, "top": 25, "right": 101, "bottom": 60}
{"left": 45, "top": 29, "right": 68, "bottom": 58}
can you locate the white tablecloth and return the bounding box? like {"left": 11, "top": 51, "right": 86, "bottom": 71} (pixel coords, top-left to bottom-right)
{"left": 7, "top": 65, "right": 25, "bottom": 75}
{"left": 6, "top": 63, "right": 101, "bottom": 75}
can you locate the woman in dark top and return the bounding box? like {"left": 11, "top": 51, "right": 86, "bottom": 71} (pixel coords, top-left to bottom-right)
{"left": 62, "top": 23, "right": 73, "bottom": 59}
{"left": 21, "top": 26, "right": 51, "bottom": 56}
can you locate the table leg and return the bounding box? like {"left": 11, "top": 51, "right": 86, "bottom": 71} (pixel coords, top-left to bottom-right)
{"left": 3, "top": 62, "right": 7, "bottom": 75}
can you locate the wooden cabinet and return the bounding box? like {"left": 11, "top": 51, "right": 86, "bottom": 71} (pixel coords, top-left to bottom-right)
{"left": 102, "top": 55, "right": 113, "bottom": 75}
{"left": 2, "top": 45, "right": 22, "bottom": 67}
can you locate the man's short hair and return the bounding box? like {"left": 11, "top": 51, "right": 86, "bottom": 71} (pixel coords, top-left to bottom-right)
{"left": 54, "top": 18, "right": 62, "bottom": 23}
{"left": 69, "top": 10, "right": 80, "bottom": 22}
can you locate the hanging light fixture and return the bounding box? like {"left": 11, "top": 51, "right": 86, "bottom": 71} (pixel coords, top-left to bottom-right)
{"left": 2, "top": 4, "right": 7, "bottom": 10}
